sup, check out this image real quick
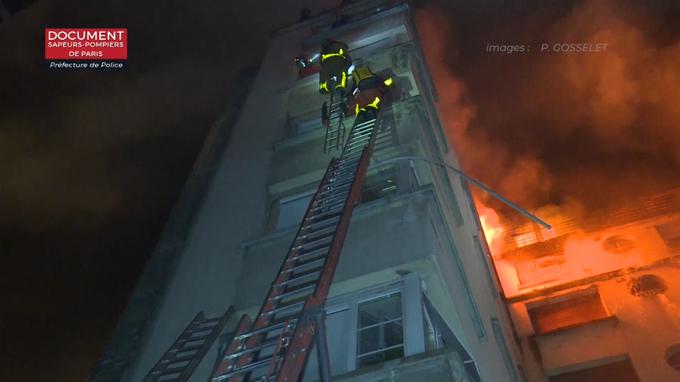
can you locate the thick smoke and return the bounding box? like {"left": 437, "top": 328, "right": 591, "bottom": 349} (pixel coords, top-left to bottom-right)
{"left": 415, "top": 0, "right": 680, "bottom": 223}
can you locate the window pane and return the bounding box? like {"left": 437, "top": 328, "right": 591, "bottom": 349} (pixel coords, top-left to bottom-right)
{"left": 357, "top": 346, "right": 404, "bottom": 368}
{"left": 358, "top": 293, "right": 402, "bottom": 328}
{"left": 276, "top": 193, "right": 313, "bottom": 229}
{"left": 357, "top": 292, "right": 404, "bottom": 368}
{"left": 358, "top": 320, "right": 403, "bottom": 355}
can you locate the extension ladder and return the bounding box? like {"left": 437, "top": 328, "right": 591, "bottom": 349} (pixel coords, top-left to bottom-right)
{"left": 144, "top": 307, "right": 235, "bottom": 382}
{"left": 212, "top": 115, "right": 380, "bottom": 382}
{"left": 322, "top": 91, "right": 348, "bottom": 154}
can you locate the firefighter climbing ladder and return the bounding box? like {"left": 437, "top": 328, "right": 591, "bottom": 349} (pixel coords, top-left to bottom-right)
{"left": 323, "top": 91, "right": 348, "bottom": 154}
{"left": 143, "top": 307, "right": 235, "bottom": 382}
{"left": 211, "top": 115, "right": 380, "bottom": 382}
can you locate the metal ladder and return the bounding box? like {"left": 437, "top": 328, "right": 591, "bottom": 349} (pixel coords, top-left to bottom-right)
{"left": 144, "top": 307, "right": 235, "bottom": 382}
{"left": 212, "top": 115, "right": 380, "bottom": 382}
{"left": 322, "top": 91, "right": 348, "bottom": 154}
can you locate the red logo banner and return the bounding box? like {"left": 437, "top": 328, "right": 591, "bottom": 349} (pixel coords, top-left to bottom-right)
{"left": 45, "top": 28, "right": 128, "bottom": 60}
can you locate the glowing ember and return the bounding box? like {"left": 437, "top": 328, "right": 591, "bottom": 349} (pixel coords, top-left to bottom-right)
{"left": 476, "top": 201, "right": 505, "bottom": 257}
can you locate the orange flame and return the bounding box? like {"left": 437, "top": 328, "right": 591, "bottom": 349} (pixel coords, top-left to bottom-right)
{"left": 476, "top": 201, "right": 505, "bottom": 258}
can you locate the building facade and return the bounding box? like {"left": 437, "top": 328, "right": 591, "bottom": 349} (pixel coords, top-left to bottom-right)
{"left": 490, "top": 189, "right": 680, "bottom": 381}
{"left": 91, "top": 1, "right": 523, "bottom": 381}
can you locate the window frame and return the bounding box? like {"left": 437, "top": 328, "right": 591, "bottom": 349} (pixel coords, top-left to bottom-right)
{"left": 303, "top": 273, "right": 426, "bottom": 375}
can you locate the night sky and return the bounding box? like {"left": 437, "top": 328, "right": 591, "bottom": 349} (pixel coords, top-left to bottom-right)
{"left": 2, "top": 0, "right": 679, "bottom": 381}
{"left": 0, "top": 1, "right": 334, "bottom": 380}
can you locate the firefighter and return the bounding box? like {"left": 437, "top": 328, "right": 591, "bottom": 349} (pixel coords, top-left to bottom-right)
{"left": 318, "top": 39, "right": 352, "bottom": 94}
{"left": 349, "top": 66, "right": 394, "bottom": 123}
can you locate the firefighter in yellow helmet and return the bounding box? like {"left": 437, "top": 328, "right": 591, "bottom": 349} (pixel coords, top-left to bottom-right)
{"left": 319, "top": 39, "right": 352, "bottom": 94}
{"left": 349, "top": 66, "right": 394, "bottom": 123}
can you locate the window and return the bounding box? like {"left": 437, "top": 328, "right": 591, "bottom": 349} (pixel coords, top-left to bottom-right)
{"left": 362, "top": 168, "right": 400, "bottom": 203}
{"left": 527, "top": 287, "right": 610, "bottom": 335}
{"left": 656, "top": 220, "right": 680, "bottom": 252}
{"left": 549, "top": 357, "right": 640, "bottom": 382}
{"left": 287, "top": 112, "right": 323, "bottom": 137}
{"left": 299, "top": 274, "right": 479, "bottom": 380}
{"left": 357, "top": 292, "right": 404, "bottom": 367}
{"left": 273, "top": 191, "right": 313, "bottom": 230}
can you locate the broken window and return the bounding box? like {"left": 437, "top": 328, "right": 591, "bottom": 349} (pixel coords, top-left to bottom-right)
{"left": 527, "top": 287, "right": 609, "bottom": 335}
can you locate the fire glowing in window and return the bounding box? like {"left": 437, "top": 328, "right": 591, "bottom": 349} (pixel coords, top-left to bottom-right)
{"left": 476, "top": 201, "right": 505, "bottom": 257}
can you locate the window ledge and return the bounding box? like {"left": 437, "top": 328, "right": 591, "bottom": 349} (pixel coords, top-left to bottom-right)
{"left": 241, "top": 185, "right": 435, "bottom": 251}
{"left": 333, "top": 348, "right": 473, "bottom": 382}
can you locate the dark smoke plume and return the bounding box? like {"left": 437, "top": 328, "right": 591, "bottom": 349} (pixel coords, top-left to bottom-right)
{"left": 415, "top": 0, "right": 680, "bottom": 223}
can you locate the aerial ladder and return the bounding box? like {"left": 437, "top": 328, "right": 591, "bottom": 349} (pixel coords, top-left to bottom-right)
{"left": 143, "top": 307, "right": 235, "bottom": 382}
{"left": 144, "top": 90, "right": 381, "bottom": 382}
{"left": 321, "top": 90, "right": 348, "bottom": 154}
{"left": 211, "top": 102, "right": 380, "bottom": 382}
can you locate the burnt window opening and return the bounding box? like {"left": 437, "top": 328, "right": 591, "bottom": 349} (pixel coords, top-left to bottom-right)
{"left": 628, "top": 274, "right": 667, "bottom": 297}
{"left": 527, "top": 287, "right": 609, "bottom": 335}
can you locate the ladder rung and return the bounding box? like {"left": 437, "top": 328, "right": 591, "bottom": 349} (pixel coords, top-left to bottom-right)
{"left": 346, "top": 140, "right": 370, "bottom": 150}
{"left": 275, "top": 280, "right": 318, "bottom": 299}
{"left": 201, "top": 317, "right": 222, "bottom": 324}
{"left": 315, "top": 192, "right": 349, "bottom": 207}
{"left": 271, "top": 282, "right": 316, "bottom": 302}
{"left": 317, "top": 181, "right": 352, "bottom": 197}
{"left": 354, "top": 119, "right": 377, "bottom": 128}
{"left": 331, "top": 162, "right": 360, "bottom": 174}
{"left": 264, "top": 300, "right": 306, "bottom": 317}
{"left": 273, "top": 269, "right": 321, "bottom": 289}
{"left": 323, "top": 177, "right": 354, "bottom": 190}
{"left": 327, "top": 169, "right": 358, "bottom": 182}
{"left": 188, "top": 327, "right": 213, "bottom": 335}
{"left": 293, "top": 234, "right": 332, "bottom": 252}
{"left": 309, "top": 202, "right": 344, "bottom": 215}
{"left": 177, "top": 334, "right": 208, "bottom": 345}
{"left": 345, "top": 142, "right": 371, "bottom": 153}
{"left": 350, "top": 127, "right": 375, "bottom": 138}
{"left": 297, "top": 225, "right": 336, "bottom": 242}
{"left": 235, "top": 320, "right": 294, "bottom": 341}
{"left": 350, "top": 130, "right": 375, "bottom": 141}
{"left": 288, "top": 246, "right": 328, "bottom": 263}
{"left": 304, "top": 209, "right": 342, "bottom": 223}
{"left": 162, "top": 354, "right": 196, "bottom": 364}
{"left": 301, "top": 214, "right": 340, "bottom": 231}
{"left": 224, "top": 338, "right": 280, "bottom": 360}
{"left": 337, "top": 155, "right": 361, "bottom": 165}
{"left": 325, "top": 176, "right": 355, "bottom": 188}
{"left": 214, "top": 356, "right": 277, "bottom": 380}
{"left": 282, "top": 257, "right": 325, "bottom": 275}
